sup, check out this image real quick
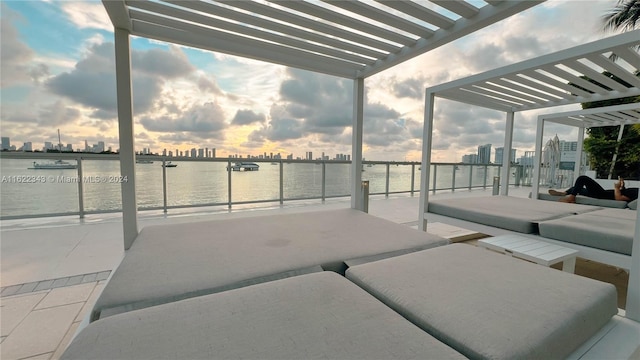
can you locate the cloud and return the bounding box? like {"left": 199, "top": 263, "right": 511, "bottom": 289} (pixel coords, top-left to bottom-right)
{"left": 38, "top": 101, "right": 81, "bottom": 126}
{"left": 0, "top": 5, "right": 45, "bottom": 88}
{"left": 61, "top": 2, "right": 112, "bottom": 32}
{"left": 140, "top": 102, "right": 228, "bottom": 141}
{"left": 45, "top": 42, "right": 196, "bottom": 118}
{"left": 197, "top": 75, "right": 223, "bottom": 95}
{"left": 232, "top": 109, "right": 266, "bottom": 126}
{"left": 392, "top": 77, "right": 426, "bottom": 99}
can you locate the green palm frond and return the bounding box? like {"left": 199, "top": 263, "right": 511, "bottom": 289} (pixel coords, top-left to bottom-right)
{"left": 603, "top": 0, "right": 640, "bottom": 32}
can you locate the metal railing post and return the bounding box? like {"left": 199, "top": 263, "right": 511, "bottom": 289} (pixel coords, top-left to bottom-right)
{"left": 483, "top": 165, "right": 488, "bottom": 189}
{"left": 385, "top": 163, "right": 390, "bottom": 197}
{"left": 410, "top": 163, "right": 415, "bottom": 195}
{"left": 468, "top": 164, "right": 473, "bottom": 190}
{"left": 162, "top": 158, "right": 168, "bottom": 213}
{"left": 451, "top": 165, "right": 456, "bottom": 192}
{"left": 493, "top": 176, "right": 500, "bottom": 195}
{"left": 321, "top": 161, "right": 326, "bottom": 201}
{"left": 77, "top": 157, "right": 85, "bottom": 218}
{"left": 227, "top": 159, "right": 232, "bottom": 209}
{"left": 279, "top": 161, "right": 284, "bottom": 205}
{"left": 432, "top": 164, "right": 437, "bottom": 194}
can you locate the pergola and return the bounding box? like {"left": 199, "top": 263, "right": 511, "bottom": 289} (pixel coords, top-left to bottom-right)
{"left": 102, "top": 0, "right": 543, "bottom": 248}
{"left": 418, "top": 29, "right": 640, "bottom": 320}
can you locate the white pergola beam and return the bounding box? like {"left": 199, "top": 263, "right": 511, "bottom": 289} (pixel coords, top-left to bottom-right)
{"left": 431, "top": 0, "right": 480, "bottom": 19}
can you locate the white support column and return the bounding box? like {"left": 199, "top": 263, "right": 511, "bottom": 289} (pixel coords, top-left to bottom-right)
{"left": 350, "top": 77, "right": 364, "bottom": 210}
{"left": 574, "top": 126, "right": 584, "bottom": 176}
{"left": 608, "top": 125, "right": 625, "bottom": 179}
{"left": 627, "top": 208, "right": 640, "bottom": 321}
{"left": 500, "top": 111, "right": 514, "bottom": 195}
{"left": 114, "top": 28, "right": 138, "bottom": 250}
{"left": 419, "top": 92, "right": 435, "bottom": 231}
{"left": 531, "top": 117, "right": 545, "bottom": 199}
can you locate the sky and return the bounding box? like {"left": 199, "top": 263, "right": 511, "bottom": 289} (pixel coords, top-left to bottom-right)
{"left": 0, "top": 0, "right": 623, "bottom": 162}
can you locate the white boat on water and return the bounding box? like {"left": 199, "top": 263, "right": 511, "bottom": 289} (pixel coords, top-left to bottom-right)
{"left": 29, "top": 159, "right": 78, "bottom": 170}
{"left": 136, "top": 159, "right": 154, "bottom": 164}
{"left": 227, "top": 162, "right": 259, "bottom": 171}
{"left": 163, "top": 161, "right": 177, "bottom": 168}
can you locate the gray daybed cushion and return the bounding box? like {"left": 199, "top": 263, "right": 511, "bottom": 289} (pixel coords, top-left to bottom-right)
{"left": 428, "top": 196, "right": 600, "bottom": 233}
{"left": 346, "top": 244, "right": 617, "bottom": 360}
{"left": 63, "top": 272, "right": 464, "bottom": 360}
{"left": 629, "top": 199, "right": 637, "bottom": 210}
{"left": 539, "top": 207, "right": 636, "bottom": 255}
{"left": 93, "top": 208, "right": 449, "bottom": 320}
{"left": 535, "top": 193, "right": 628, "bottom": 208}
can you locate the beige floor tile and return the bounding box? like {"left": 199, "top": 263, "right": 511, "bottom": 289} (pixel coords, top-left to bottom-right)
{"left": 0, "top": 303, "right": 82, "bottom": 360}
{"left": 50, "top": 321, "right": 79, "bottom": 360}
{"left": 1, "top": 292, "right": 48, "bottom": 337}
{"left": 74, "top": 283, "right": 104, "bottom": 323}
{"left": 35, "top": 283, "right": 95, "bottom": 310}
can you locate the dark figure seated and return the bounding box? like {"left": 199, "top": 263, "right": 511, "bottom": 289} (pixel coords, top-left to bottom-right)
{"left": 549, "top": 175, "right": 638, "bottom": 203}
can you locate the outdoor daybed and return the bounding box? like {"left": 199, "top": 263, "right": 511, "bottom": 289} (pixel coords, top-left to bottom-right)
{"left": 346, "top": 244, "right": 618, "bottom": 359}
{"left": 91, "top": 208, "right": 449, "bottom": 321}
{"left": 427, "top": 195, "right": 600, "bottom": 233}
{"left": 428, "top": 195, "right": 636, "bottom": 269}
{"left": 65, "top": 244, "right": 618, "bottom": 359}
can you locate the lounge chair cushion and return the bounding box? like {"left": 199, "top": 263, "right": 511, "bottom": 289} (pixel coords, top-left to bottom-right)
{"left": 535, "top": 193, "right": 628, "bottom": 208}
{"left": 428, "top": 196, "right": 600, "bottom": 233}
{"left": 63, "top": 272, "right": 464, "bottom": 360}
{"left": 93, "top": 208, "right": 448, "bottom": 320}
{"left": 346, "top": 244, "right": 617, "bottom": 360}
{"left": 629, "top": 199, "right": 637, "bottom": 210}
{"left": 539, "top": 208, "right": 636, "bottom": 255}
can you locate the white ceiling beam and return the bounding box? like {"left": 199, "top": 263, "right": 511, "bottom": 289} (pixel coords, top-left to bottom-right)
{"left": 130, "top": 20, "right": 360, "bottom": 78}
{"left": 465, "top": 85, "right": 533, "bottom": 106}
{"left": 273, "top": 0, "right": 416, "bottom": 46}
{"left": 506, "top": 75, "right": 572, "bottom": 100}
{"left": 103, "top": 0, "right": 131, "bottom": 30}
{"left": 613, "top": 46, "right": 640, "bottom": 71}
{"left": 521, "top": 70, "right": 594, "bottom": 98}
{"left": 587, "top": 54, "right": 640, "bottom": 88}
{"left": 219, "top": 0, "right": 401, "bottom": 53}
{"left": 480, "top": 82, "right": 549, "bottom": 104}
{"left": 439, "top": 88, "right": 517, "bottom": 111}
{"left": 428, "top": 29, "right": 640, "bottom": 93}
{"left": 376, "top": 0, "right": 456, "bottom": 29}
{"left": 490, "top": 78, "right": 555, "bottom": 102}
{"left": 564, "top": 59, "right": 631, "bottom": 92}
{"left": 541, "top": 65, "right": 609, "bottom": 95}
{"left": 128, "top": 3, "right": 374, "bottom": 66}
{"left": 158, "top": 0, "right": 388, "bottom": 59}
{"left": 360, "top": 0, "right": 543, "bottom": 78}
{"left": 430, "top": 0, "right": 480, "bottom": 19}
{"left": 324, "top": 0, "right": 435, "bottom": 38}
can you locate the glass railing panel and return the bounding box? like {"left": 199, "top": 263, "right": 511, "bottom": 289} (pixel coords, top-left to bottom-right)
{"left": 434, "top": 164, "right": 455, "bottom": 190}
{"left": 324, "top": 163, "right": 349, "bottom": 197}
{"left": 82, "top": 159, "right": 122, "bottom": 212}
{"left": 135, "top": 161, "right": 163, "bottom": 209}
{"left": 361, "top": 163, "right": 387, "bottom": 194}
{"left": 283, "top": 162, "right": 322, "bottom": 199}
{"left": 1, "top": 157, "right": 80, "bottom": 217}
{"left": 165, "top": 161, "right": 229, "bottom": 207}
{"left": 388, "top": 164, "right": 413, "bottom": 193}
{"left": 230, "top": 161, "right": 278, "bottom": 203}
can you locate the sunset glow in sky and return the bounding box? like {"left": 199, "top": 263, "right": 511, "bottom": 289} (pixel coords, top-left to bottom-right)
{"left": 0, "top": 0, "right": 621, "bottom": 161}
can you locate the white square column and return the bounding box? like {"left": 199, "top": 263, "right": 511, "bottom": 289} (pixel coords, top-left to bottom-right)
{"left": 419, "top": 92, "right": 435, "bottom": 231}
{"left": 114, "top": 28, "right": 139, "bottom": 250}
{"left": 350, "top": 78, "right": 364, "bottom": 210}
{"left": 500, "top": 111, "right": 514, "bottom": 195}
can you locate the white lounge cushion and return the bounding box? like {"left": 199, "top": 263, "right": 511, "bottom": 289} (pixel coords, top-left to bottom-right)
{"left": 428, "top": 196, "right": 600, "bottom": 233}
{"left": 93, "top": 208, "right": 448, "bottom": 319}
{"left": 63, "top": 272, "right": 464, "bottom": 360}
{"left": 346, "top": 244, "right": 617, "bottom": 360}
{"left": 539, "top": 208, "right": 636, "bottom": 255}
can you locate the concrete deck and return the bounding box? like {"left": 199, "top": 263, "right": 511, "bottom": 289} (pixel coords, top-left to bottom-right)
{"left": 0, "top": 188, "right": 630, "bottom": 360}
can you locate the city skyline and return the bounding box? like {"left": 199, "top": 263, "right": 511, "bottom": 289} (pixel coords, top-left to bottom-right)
{"left": 1, "top": 1, "right": 614, "bottom": 162}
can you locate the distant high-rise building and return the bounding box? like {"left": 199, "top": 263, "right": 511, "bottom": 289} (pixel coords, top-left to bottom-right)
{"left": 494, "top": 147, "right": 517, "bottom": 164}
{"left": 212, "top": 148, "right": 216, "bottom": 158}
{"left": 1, "top": 137, "right": 10, "bottom": 150}
{"left": 23, "top": 142, "right": 33, "bottom": 152}
{"left": 198, "top": 148, "right": 205, "bottom": 158}
{"left": 97, "top": 141, "right": 105, "bottom": 153}
{"left": 477, "top": 144, "right": 491, "bottom": 164}
{"left": 462, "top": 154, "right": 478, "bottom": 164}
{"left": 190, "top": 148, "right": 197, "bottom": 158}
{"left": 44, "top": 142, "right": 54, "bottom": 151}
